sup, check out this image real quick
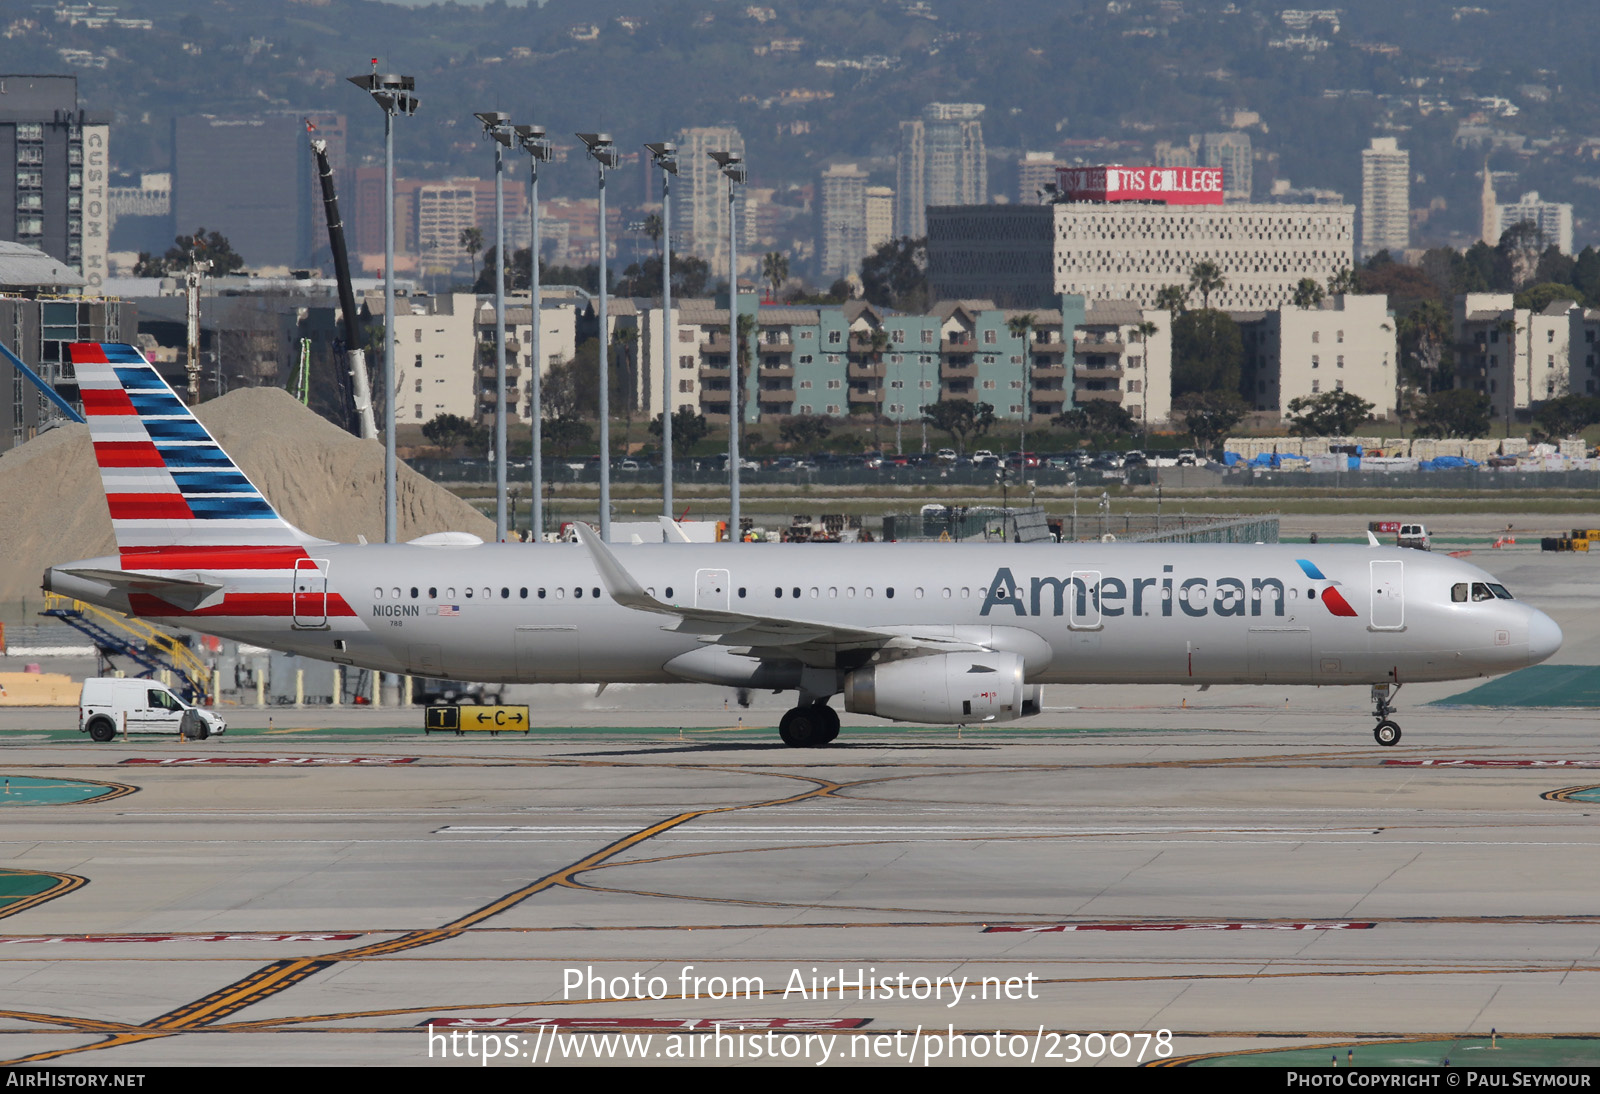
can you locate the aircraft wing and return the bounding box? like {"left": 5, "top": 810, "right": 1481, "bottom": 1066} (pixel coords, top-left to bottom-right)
{"left": 573, "top": 523, "right": 989, "bottom": 658}
{"left": 55, "top": 568, "right": 227, "bottom": 612}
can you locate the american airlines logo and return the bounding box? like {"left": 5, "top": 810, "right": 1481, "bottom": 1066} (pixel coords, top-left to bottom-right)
{"left": 1295, "top": 559, "right": 1358, "bottom": 617}
{"left": 978, "top": 564, "right": 1355, "bottom": 620}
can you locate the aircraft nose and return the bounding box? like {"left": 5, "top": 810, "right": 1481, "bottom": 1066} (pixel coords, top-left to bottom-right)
{"left": 1527, "top": 610, "right": 1563, "bottom": 665}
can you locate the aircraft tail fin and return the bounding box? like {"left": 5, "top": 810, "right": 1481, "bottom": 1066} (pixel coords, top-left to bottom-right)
{"left": 71, "top": 342, "right": 307, "bottom": 553}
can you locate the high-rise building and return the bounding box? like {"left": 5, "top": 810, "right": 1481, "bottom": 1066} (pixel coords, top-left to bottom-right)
{"left": 1359, "top": 137, "right": 1409, "bottom": 260}
{"left": 173, "top": 113, "right": 344, "bottom": 270}
{"left": 1017, "top": 152, "right": 1064, "bottom": 204}
{"left": 0, "top": 75, "right": 111, "bottom": 293}
{"left": 675, "top": 126, "right": 744, "bottom": 273}
{"left": 1201, "top": 132, "right": 1252, "bottom": 202}
{"left": 896, "top": 103, "right": 986, "bottom": 238}
{"left": 1480, "top": 161, "right": 1498, "bottom": 245}
{"left": 1497, "top": 191, "right": 1573, "bottom": 255}
{"left": 864, "top": 185, "right": 895, "bottom": 253}
{"left": 1154, "top": 139, "right": 1197, "bottom": 168}
{"left": 818, "top": 163, "right": 869, "bottom": 280}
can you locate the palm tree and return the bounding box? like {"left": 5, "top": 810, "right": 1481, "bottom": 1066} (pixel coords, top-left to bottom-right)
{"left": 1189, "top": 260, "right": 1225, "bottom": 310}
{"left": 1292, "top": 278, "right": 1325, "bottom": 309}
{"left": 459, "top": 226, "right": 483, "bottom": 276}
{"left": 736, "top": 311, "right": 757, "bottom": 424}
{"left": 612, "top": 325, "right": 639, "bottom": 455}
{"left": 761, "top": 251, "right": 789, "bottom": 302}
{"left": 1154, "top": 284, "right": 1189, "bottom": 318}
{"left": 1007, "top": 313, "right": 1036, "bottom": 450}
{"left": 642, "top": 213, "right": 663, "bottom": 260}
{"left": 1326, "top": 264, "right": 1359, "bottom": 296}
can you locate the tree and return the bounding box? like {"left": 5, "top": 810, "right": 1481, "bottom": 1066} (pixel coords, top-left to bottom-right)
{"left": 921, "top": 399, "right": 995, "bottom": 455}
{"left": 1412, "top": 389, "right": 1492, "bottom": 439}
{"left": 1154, "top": 284, "right": 1189, "bottom": 317}
{"left": 543, "top": 341, "right": 600, "bottom": 419}
{"left": 1171, "top": 308, "right": 1243, "bottom": 397}
{"left": 617, "top": 253, "right": 712, "bottom": 298}
{"left": 612, "top": 325, "right": 639, "bottom": 452}
{"left": 1399, "top": 299, "right": 1454, "bottom": 394}
{"left": 543, "top": 416, "right": 592, "bottom": 458}
{"left": 1188, "top": 260, "right": 1225, "bottom": 309}
{"left": 761, "top": 251, "right": 789, "bottom": 299}
{"left": 779, "top": 415, "right": 831, "bottom": 448}
{"left": 1514, "top": 283, "right": 1586, "bottom": 313}
{"left": 736, "top": 311, "right": 757, "bottom": 422}
{"left": 1292, "top": 278, "right": 1325, "bottom": 309}
{"left": 650, "top": 406, "right": 710, "bottom": 451}
{"left": 421, "top": 412, "right": 482, "bottom": 451}
{"left": 1326, "top": 264, "right": 1359, "bottom": 296}
{"left": 1498, "top": 220, "right": 1545, "bottom": 289}
{"left": 860, "top": 236, "right": 928, "bottom": 312}
{"left": 1285, "top": 391, "right": 1376, "bottom": 436}
{"left": 1053, "top": 400, "right": 1135, "bottom": 435}
{"left": 1532, "top": 395, "right": 1600, "bottom": 440}
{"left": 459, "top": 226, "right": 483, "bottom": 271}
{"left": 138, "top": 227, "right": 246, "bottom": 277}
{"left": 642, "top": 213, "right": 664, "bottom": 258}
{"left": 1173, "top": 391, "right": 1247, "bottom": 453}
{"left": 1007, "top": 313, "right": 1036, "bottom": 427}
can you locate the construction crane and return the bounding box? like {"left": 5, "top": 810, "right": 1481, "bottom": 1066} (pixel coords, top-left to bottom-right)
{"left": 308, "top": 123, "right": 377, "bottom": 439}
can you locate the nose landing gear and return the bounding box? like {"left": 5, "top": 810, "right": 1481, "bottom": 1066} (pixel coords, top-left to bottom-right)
{"left": 1371, "top": 683, "right": 1402, "bottom": 746}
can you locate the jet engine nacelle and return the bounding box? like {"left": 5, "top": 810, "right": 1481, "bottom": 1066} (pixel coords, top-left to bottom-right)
{"left": 843, "top": 651, "right": 1042, "bottom": 724}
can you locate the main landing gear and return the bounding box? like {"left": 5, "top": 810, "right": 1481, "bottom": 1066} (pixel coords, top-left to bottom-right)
{"left": 1371, "top": 683, "right": 1402, "bottom": 746}
{"left": 778, "top": 701, "right": 841, "bottom": 748}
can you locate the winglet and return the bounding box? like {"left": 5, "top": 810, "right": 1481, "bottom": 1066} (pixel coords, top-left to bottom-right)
{"left": 571, "top": 521, "right": 668, "bottom": 612}
{"left": 660, "top": 516, "right": 693, "bottom": 543}
{"left": 1366, "top": 530, "right": 1381, "bottom": 547}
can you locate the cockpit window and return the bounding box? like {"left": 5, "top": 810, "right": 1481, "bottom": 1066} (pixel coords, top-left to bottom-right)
{"left": 1454, "top": 582, "right": 1515, "bottom": 602}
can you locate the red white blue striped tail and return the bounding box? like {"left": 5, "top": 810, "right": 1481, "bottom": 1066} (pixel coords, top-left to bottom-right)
{"left": 71, "top": 342, "right": 308, "bottom": 553}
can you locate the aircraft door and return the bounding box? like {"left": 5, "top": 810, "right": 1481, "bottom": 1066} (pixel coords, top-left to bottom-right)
{"left": 695, "top": 569, "right": 731, "bottom": 611}
{"left": 1068, "top": 570, "right": 1102, "bottom": 630}
{"left": 292, "top": 558, "right": 329, "bottom": 628}
{"left": 1369, "top": 560, "right": 1404, "bottom": 631}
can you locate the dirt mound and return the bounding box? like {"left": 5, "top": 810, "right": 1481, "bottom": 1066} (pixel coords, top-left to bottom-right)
{"left": 0, "top": 387, "right": 493, "bottom": 608}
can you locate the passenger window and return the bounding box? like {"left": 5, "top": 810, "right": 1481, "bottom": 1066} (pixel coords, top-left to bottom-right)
{"left": 829, "top": 587, "right": 838, "bottom": 598}
{"left": 810, "top": 587, "right": 818, "bottom": 598}
{"left": 501, "top": 588, "right": 510, "bottom": 599}
{"left": 521, "top": 588, "right": 529, "bottom": 598}
{"left": 465, "top": 588, "right": 473, "bottom": 598}
{"left": 374, "top": 588, "right": 382, "bottom": 599}
{"left": 915, "top": 588, "right": 924, "bottom": 599}
{"left": 792, "top": 587, "right": 800, "bottom": 598}
{"left": 738, "top": 587, "right": 747, "bottom": 598}
{"left": 847, "top": 587, "right": 856, "bottom": 597}
{"left": 428, "top": 587, "right": 437, "bottom": 599}
{"left": 393, "top": 587, "right": 401, "bottom": 599}
{"left": 593, "top": 587, "right": 600, "bottom": 599}
{"left": 555, "top": 588, "right": 565, "bottom": 599}
{"left": 665, "top": 586, "right": 674, "bottom": 598}
{"left": 1308, "top": 588, "right": 1317, "bottom": 600}
{"left": 1452, "top": 583, "right": 1468, "bottom": 603}
{"left": 942, "top": 588, "right": 951, "bottom": 598}
{"left": 961, "top": 588, "right": 970, "bottom": 599}
{"left": 886, "top": 587, "right": 895, "bottom": 598}
{"left": 411, "top": 587, "right": 419, "bottom": 599}
{"left": 775, "top": 586, "right": 783, "bottom": 597}
{"left": 574, "top": 587, "right": 583, "bottom": 598}
{"left": 446, "top": 587, "right": 456, "bottom": 599}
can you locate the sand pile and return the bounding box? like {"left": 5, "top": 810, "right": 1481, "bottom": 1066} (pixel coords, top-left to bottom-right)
{"left": 0, "top": 386, "right": 493, "bottom": 607}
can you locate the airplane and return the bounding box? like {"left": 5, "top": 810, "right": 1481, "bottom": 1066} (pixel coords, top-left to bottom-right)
{"left": 43, "top": 342, "right": 1562, "bottom": 748}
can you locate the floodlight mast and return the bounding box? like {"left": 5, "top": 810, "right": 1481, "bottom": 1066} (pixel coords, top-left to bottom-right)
{"left": 516, "top": 124, "right": 555, "bottom": 542}
{"left": 348, "top": 63, "right": 418, "bottom": 548}
{"left": 578, "top": 132, "right": 620, "bottom": 541}
{"left": 645, "top": 141, "right": 679, "bottom": 518}
{"left": 709, "top": 149, "right": 746, "bottom": 540}
{"left": 475, "top": 112, "right": 514, "bottom": 542}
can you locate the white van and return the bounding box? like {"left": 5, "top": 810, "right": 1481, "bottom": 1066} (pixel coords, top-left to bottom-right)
{"left": 79, "top": 678, "right": 227, "bottom": 743}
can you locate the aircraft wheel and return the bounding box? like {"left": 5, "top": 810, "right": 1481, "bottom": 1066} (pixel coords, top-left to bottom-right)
{"left": 812, "top": 702, "right": 841, "bottom": 744}
{"left": 1373, "top": 720, "right": 1401, "bottom": 747}
{"left": 778, "top": 706, "right": 823, "bottom": 748}
{"left": 87, "top": 718, "right": 116, "bottom": 743}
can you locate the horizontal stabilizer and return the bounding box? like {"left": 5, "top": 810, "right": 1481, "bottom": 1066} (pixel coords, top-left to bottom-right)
{"left": 58, "top": 567, "right": 226, "bottom": 612}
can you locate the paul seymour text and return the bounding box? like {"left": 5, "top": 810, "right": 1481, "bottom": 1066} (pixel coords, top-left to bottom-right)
{"left": 563, "top": 965, "right": 1041, "bottom": 1007}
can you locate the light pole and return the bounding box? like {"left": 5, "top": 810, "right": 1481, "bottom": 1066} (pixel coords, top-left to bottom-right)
{"left": 475, "top": 112, "right": 514, "bottom": 542}
{"left": 709, "top": 148, "right": 745, "bottom": 540}
{"left": 348, "top": 63, "right": 417, "bottom": 545}
{"left": 578, "top": 132, "right": 620, "bottom": 541}
{"left": 515, "top": 124, "right": 555, "bottom": 543}
{"left": 645, "top": 141, "right": 679, "bottom": 519}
